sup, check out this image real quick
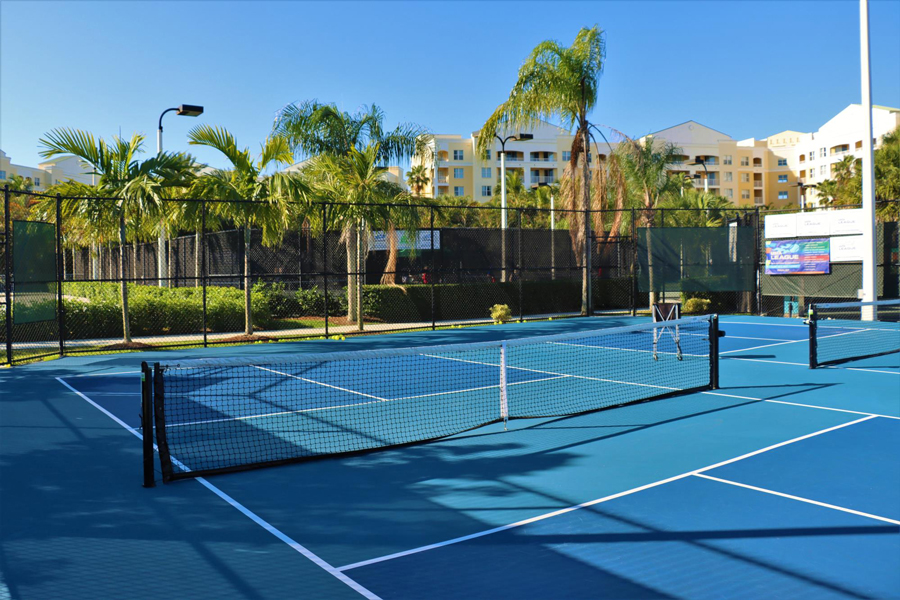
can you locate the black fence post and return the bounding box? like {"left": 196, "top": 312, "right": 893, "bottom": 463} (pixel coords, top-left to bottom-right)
{"left": 630, "top": 208, "right": 637, "bottom": 317}
{"left": 56, "top": 194, "right": 64, "bottom": 357}
{"left": 755, "top": 206, "right": 762, "bottom": 315}
{"left": 141, "top": 361, "right": 155, "bottom": 487}
{"left": 201, "top": 200, "right": 208, "bottom": 348}
{"left": 4, "top": 186, "right": 12, "bottom": 364}
{"left": 430, "top": 206, "right": 436, "bottom": 331}
{"left": 518, "top": 208, "right": 524, "bottom": 323}
{"left": 322, "top": 203, "right": 329, "bottom": 339}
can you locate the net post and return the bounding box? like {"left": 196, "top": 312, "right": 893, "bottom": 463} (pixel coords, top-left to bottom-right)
{"left": 808, "top": 305, "right": 818, "bottom": 369}
{"left": 141, "top": 361, "right": 155, "bottom": 487}
{"left": 55, "top": 194, "right": 65, "bottom": 357}
{"left": 430, "top": 206, "right": 436, "bottom": 331}
{"left": 152, "top": 362, "right": 174, "bottom": 483}
{"left": 4, "top": 185, "right": 12, "bottom": 364}
{"left": 499, "top": 343, "right": 509, "bottom": 430}
{"left": 709, "top": 314, "right": 720, "bottom": 389}
{"left": 201, "top": 199, "right": 207, "bottom": 348}
{"left": 517, "top": 208, "right": 523, "bottom": 323}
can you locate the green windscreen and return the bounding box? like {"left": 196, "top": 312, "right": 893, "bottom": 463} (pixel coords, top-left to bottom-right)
{"left": 636, "top": 226, "right": 757, "bottom": 292}
{"left": 13, "top": 220, "right": 56, "bottom": 324}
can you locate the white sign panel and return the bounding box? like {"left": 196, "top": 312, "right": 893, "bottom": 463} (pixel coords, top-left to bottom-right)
{"left": 829, "top": 235, "right": 866, "bottom": 262}
{"left": 795, "top": 213, "right": 830, "bottom": 237}
{"left": 764, "top": 213, "right": 797, "bottom": 239}
{"left": 369, "top": 230, "right": 440, "bottom": 251}
{"left": 829, "top": 209, "right": 866, "bottom": 236}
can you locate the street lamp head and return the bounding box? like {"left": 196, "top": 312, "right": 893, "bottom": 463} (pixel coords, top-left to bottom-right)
{"left": 177, "top": 104, "right": 204, "bottom": 117}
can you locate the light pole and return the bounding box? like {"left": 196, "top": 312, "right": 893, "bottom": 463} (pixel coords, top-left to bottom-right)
{"left": 687, "top": 158, "right": 708, "bottom": 192}
{"left": 495, "top": 132, "right": 533, "bottom": 282}
{"left": 156, "top": 104, "right": 204, "bottom": 287}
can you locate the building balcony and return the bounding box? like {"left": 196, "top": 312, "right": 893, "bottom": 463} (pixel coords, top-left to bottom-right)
{"left": 753, "top": 181, "right": 763, "bottom": 188}
{"left": 436, "top": 177, "right": 449, "bottom": 185}
{"left": 530, "top": 176, "right": 556, "bottom": 185}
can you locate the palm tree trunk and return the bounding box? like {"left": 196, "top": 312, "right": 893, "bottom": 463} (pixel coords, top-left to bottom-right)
{"left": 132, "top": 241, "right": 138, "bottom": 282}
{"left": 380, "top": 222, "right": 398, "bottom": 285}
{"left": 581, "top": 126, "right": 592, "bottom": 316}
{"left": 119, "top": 216, "right": 132, "bottom": 343}
{"left": 244, "top": 225, "right": 252, "bottom": 336}
{"left": 92, "top": 243, "right": 99, "bottom": 280}
{"left": 346, "top": 226, "right": 358, "bottom": 322}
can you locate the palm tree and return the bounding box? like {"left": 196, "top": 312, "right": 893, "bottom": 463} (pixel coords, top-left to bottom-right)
{"left": 477, "top": 25, "right": 606, "bottom": 315}
{"left": 306, "top": 144, "right": 404, "bottom": 328}
{"left": 274, "top": 100, "right": 431, "bottom": 301}
{"left": 39, "top": 128, "right": 195, "bottom": 345}
{"left": 188, "top": 125, "right": 307, "bottom": 338}
{"left": 406, "top": 165, "right": 430, "bottom": 196}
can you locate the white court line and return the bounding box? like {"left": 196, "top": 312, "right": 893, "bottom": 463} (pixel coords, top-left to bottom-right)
{"left": 337, "top": 415, "right": 876, "bottom": 572}
{"left": 255, "top": 366, "right": 387, "bottom": 402}
{"left": 425, "top": 354, "right": 682, "bottom": 392}
{"left": 725, "top": 321, "right": 808, "bottom": 329}
{"left": 54, "top": 377, "right": 381, "bottom": 600}
{"left": 719, "top": 328, "right": 867, "bottom": 355}
{"left": 701, "top": 390, "right": 900, "bottom": 420}
{"left": 694, "top": 473, "right": 900, "bottom": 525}
{"left": 547, "top": 341, "right": 706, "bottom": 359}
{"left": 65, "top": 370, "right": 141, "bottom": 377}
{"left": 725, "top": 356, "right": 900, "bottom": 375}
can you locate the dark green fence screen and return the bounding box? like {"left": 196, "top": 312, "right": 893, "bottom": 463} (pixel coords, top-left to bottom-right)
{"left": 12, "top": 220, "right": 56, "bottom": 324}
{"left": 636, "top": 226, "right": 757, "bottom": 292}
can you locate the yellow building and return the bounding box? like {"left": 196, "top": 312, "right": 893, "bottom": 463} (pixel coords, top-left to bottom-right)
{"left": 0, "top": 150, "right": 94, "bottom": 192}
{"left": 413, "top": 104, "right": 900, "bottom": 208}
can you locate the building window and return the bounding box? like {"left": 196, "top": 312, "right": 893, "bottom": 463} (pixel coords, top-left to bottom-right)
{"left": 740, "top": 156, "right": 749, "bottom": 166}
{"left": 740, "top": 173, "right": 750, "bottom": 183}
{"left": 741, "top": 190, "right": 750, "bottom": 200}
{"left": 453, "top": 186, "right": 465, "bottom": 197}
{"left": 777, "top": 175, "right": 788, "bottom": 183}
{"left": 808, "top": 150, "right": 815, "bottom": 161}
{"left": 724, "top": 189, "right": 733, "bottom": 199}
{"left": 562, "top": 151, "right": 571, "bottom": 162}
{"left": 0, "top": 171, "right": 5, "bottom": 180}
{"left": 481, "top": 186, "right": 492, "bottom": 197}
{"left": 34, "top": 177, "right": 40, "bottom": 186}
{"left": 820, "top": 165, "right": 826, "bottom": 175}
{"left": 481, "top": 167, "right": 491, "bottom": 178}
{"left": 778, "top": 191, "right": 789, "bottom": 200}
{"left": 777, "top": 158, "right": 787, "bottom": 166}
{"left": 724, "top": 172, "right": 733, "bottom": 182}
{"left": 723, "top": 155, "right": 732, "bottom": 165}
{"left": 453, "top": 168, "right": 464, "bottom": 178}
{"left": 453, "top": 150, "right": 463, "bottom": 160}
{"left": 820, "top": 148, "right": 826, "bottom": 158}
{"left": 485, "top": 150, "right": 491, "bottom": 160}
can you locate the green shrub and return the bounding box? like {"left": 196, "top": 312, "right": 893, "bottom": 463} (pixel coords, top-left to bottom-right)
{"left": 683, "top": 297, "right": 712, "bottom": 314}
{"left": 490, "top": 304, "right": 512, "bottom": 323}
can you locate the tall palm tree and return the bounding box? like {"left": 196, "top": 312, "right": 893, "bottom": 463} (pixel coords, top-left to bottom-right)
{"left": 477, "top": 25, "right": 606, "bottom": 315}
{"left": 39, "top": 128, "right": 196, "bottom": 345}
{"left": 406, "top": 164, "right": 430, "bottom": 196}
{"left": 306, "top": 144, "right": 404, "bottom": 328}
{"left": 188, "top": 125, "right": 307, "bottom": 337}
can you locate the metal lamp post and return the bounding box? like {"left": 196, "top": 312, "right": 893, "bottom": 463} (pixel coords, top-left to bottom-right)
{"left": 792, "top": 182, "right": 817, "bottom": 211}
{"left": 494, "top": 132, "right": 533, "bottom": 282}
{"left": 687, "top": 158, "right": 709, "bottom": 193}
{"left": 156, "top": 104, "right": 204, "bottom": 287}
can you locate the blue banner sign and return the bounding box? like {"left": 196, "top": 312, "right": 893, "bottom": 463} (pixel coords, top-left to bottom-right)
{"left": 765, "top": 238, "right": 831, "bottom": 275}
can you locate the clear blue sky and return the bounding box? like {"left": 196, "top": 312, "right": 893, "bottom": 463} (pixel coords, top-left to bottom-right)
{"left": 2, "top": 1, "right": 899, "bottom": 172}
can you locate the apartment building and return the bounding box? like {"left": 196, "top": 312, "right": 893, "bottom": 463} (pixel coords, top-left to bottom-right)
{"left": 413, "top": 104, "right": 900, "bottom": 208}
{"left": 0, "top": 150, "right": 95, "bottom": 191}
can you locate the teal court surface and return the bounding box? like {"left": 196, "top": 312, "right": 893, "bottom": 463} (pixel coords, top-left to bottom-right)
{"left": 1, "top": 314, "right": 898, "bottom": 599}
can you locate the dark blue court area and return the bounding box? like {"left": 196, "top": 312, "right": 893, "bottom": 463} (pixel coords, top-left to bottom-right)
{"left": 1, "top": 315, "right": 898, "bottom": 599}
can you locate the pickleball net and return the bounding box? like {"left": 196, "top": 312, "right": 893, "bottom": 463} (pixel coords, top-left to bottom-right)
{"left": 142, "top": 315, "right": 720, "bottom": 483}
{"left": 809, "top": 299, "right": 900, "bottom": 368}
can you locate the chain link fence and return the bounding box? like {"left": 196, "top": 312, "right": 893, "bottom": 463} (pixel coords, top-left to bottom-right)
{"left": 2, "top": 186, "right": 898, "bottom": 365}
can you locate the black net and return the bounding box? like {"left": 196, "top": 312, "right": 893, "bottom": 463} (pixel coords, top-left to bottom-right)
{"left": 810, "top": 299, "right": 900, "bottom": 367}
{"left": 150, "top": 315, "right": 716, "bottom": 481}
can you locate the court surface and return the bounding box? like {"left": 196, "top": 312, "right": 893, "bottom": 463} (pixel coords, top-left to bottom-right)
{"left": 1, "top": 314, "right": 898, "bottom": 599}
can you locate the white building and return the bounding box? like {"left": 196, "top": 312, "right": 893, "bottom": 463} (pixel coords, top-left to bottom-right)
{"left": 0, "top": 150, "right": 95, "bottom": 192}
